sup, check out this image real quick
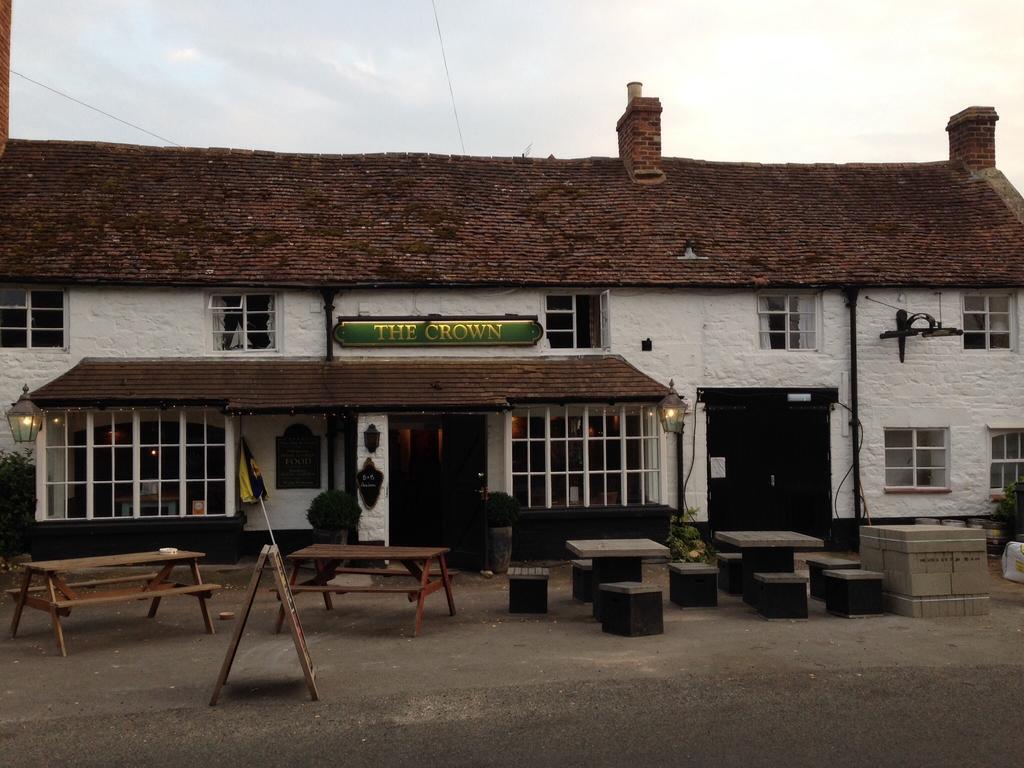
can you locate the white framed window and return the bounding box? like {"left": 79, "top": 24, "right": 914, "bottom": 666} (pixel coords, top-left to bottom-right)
{"left": 0, "top": 288, "right": 66, "bottom": 349}
{"left": 884, "top": 428, "right": 948, "bottom": 489}
{"left": 209, "top": 293, "right": 278, "bottom": 351}
{"left": 758, "top": 294, "right": 817, "bottom": 351}
{"left": 41, "top": 409, "right": 231, "bottom": 520}
{"left": 963, "top": 294, "right": 1012, "bottom": 350}
{"left": 990, "top": 430, "right": 1024, "bottom": 491}
{"left": 509, "top": 404, "right": 660, "bottom": 508}
{"left": 545, "top": 292, "right": 610, "bottom": 349}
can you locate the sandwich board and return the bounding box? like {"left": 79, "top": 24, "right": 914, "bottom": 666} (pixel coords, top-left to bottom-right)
{"left": 209, "top": 544, "right": 318, "bottom": 704}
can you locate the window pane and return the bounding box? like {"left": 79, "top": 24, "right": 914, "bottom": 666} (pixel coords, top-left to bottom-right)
{"left": 567, "top": 408, "right": 584, "bottom": 438}
{"left": 47, "top": 484, "right": 66, "bottom": 519}
{"left": 589, "top": 473, "right": 605, "bottom": 505}
{"left": 186, "top": 446, "right": 205, "bottom": 479}
{"left": 645, "top": 471, "right": 660, "bottom": 503}
{"left": 626, "top": 472, "right": 641, "bottom": 505}
{"left": 0, "top": 308, "right": 27, "bottom": 327}
{"left": 162, "top": 448, "right": 180, "bottom": 480}
{"left": 962, "top": 313, "right": 985, "bottom": 331}
{"left": 546, "top": 295, "right": 573, "bottom": 311}
{"left": 550, "top": 441, "right": 566, "bottom": 473}
{"left": 114, "top": 483, "right": 133, "bottom": 517}
{"left": 606, "top": 413, "right": 620, "bottom": 437}
{"left": 917, "top": 430, "right": 945, "bottom": 448}
{"left": 0, "top": 289, "right": 26, "bottom": 307}
{"left": 992, "top": 434, "right": 1005, "bottom": 459}
{"left": 206, "top": 413, "right": 225, "bottom": 443}
{"left": 113, "top": 418, "right": 133, "bottom": 445}
{"left": 589, "top": 413, "right": 605, "bottom": 438}
{"left": 69, "top": 448, "right": 86, "bottom": 482}
{"left": 885, "top": 430, "right": 912, "bottom": 448}
{"left": 989, "top": 296, "right": 1010, "bottom": 313}
{"left": 31, "top": 290, "right": 63, "bottom": 309}
{"left": 963, "top": 295, "right": 985, "bottom": 312}
{"left": 885, "top": 468, "right": 913, "bottom": 486}
{"left": 186, "top": 418, "right": 206, "bottom": 445}
{"left": 93, "top": 484, "right": 114, "bottom": 518}
{"left": 550, "top": 412, "right": 566, "bottom": 439}
{"left": 568, "top": 440, "right": 584, "bottom": 471}
{"left": 991, "top": 464, "right": 1003, "bottom": 489}
{"left": 161, "top": 482, "right": 180, "bottom": 515}
{"left": 625, "top": 412, "right": 641, "bottom": 437}
{"left": 606, "top": 440, "right": 621, "bottom": 470}
{"left": 547, "top": 331, "right": 573, "bottom": 348}
{"left": 916, "top": 449, "right": 944, "bottom": 468}
{"left": 758, "top": 296, "right": 785, "bottom": 312}
{"left": 31, "top": 309, "right": 63, "bottom": 329}
{"left": 528, "top": 415, "right": 544, "bottom": 439}
{"left": 551, "top": 475, "right": 567, "bottom": 507}
{"left": 885, "top": 448, "right": 913, "bottom": 468}
{"left": 606, "top": 473, "right": 621, "bottom": 504}
{"left": 963, "top": 332, "right": 986, "bottom": 349}
{"left": 568, "top": 474, "right": 584, "bottom": 505}
{"left": 511, "top": 415, "right": 527, "bottom": 440}
{"left": 68, "top": 486, "right": 87, "bottom": 519}
{"left": 512, "top": 475, "right": 528, "bottom": 507}
{"left": 0, "top": 328, "right": 27, "bottom": 347}
{"left": 1007, "top": 437, "right": 1020, "bottom": 459}
{"left": 141, "top": 446, "right": 159, "bottom": 480}
{"left": 208, "top": 480, "right": 226, "bottom": 514}
{"left": 186, "top": 481, "right": 206, "bottom": 514}
{"left": 990, "top": 333, "right": 1011, "bottom": 349}
{"left": 530, "top": 475, "right": 545, "bottom": 507}
{"left": 588, "top": 440, "right": 604, "bottom": 470}
{"left": 140, "top": 413, "right": 160, "bottom": 444}
{"left": 917, "top": 468, "right": 945, "bottom": 487}
{"left": 46, "top": 415, "right": 66, "bottom": 447}
{"left": 94, "top": 448, "right": 112, "bottom": 482}
{"left": 213, "top": 295, "right": 243, "bottom": 308}
{"left": 990, "top": 314, "right": 1010, "bottom": 332}
{"left": 512, "top": 442, "right": 527, "bottom": 473}
{"left": 546, "top": 313, "right": 574, "bottom": 331}
{"left": 625, "top": 439, "right": 641, "bottom": 469}
{"left": 247, "top": 294, "right": 273, "bottom": 312}
{"left": 114, "top": 447, "right": 133, "bottom": 481}
{"left": 529, "top": 441, "right": 546, "bottom": 472}
{"left": 46, "top": 448, "right": 66, "bottom": 483}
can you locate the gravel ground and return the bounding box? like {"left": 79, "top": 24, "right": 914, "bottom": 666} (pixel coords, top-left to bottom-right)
{"left": 2, "top": 555, "right": 1023, "bottom": 767}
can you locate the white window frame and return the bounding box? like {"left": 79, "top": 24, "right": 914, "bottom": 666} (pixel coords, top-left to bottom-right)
{"left": 0, "top": 286, "right": 69, "bottom": 351}
{"left": 883, "top": 427, "right": 949, "bottom": 490}
{"left": 962, "top": 293, "right": 1014, "bottom": 351}
{"left": 756, "top": 292, "right": 820, "bottom": 352}
{"left": 543, "top": 292, "right": 610, "bottom": 350}
{"left": 507, "top": 404, "right": 663, "bottom": 509}
{"left": 207, "top": 291, "right": 281, "bottom": 353}
{"left": 36, "top": 409, "right": 236, "bottom": 521}
{"left": 989, "top": 429, "right": 1024, "bottom": 492}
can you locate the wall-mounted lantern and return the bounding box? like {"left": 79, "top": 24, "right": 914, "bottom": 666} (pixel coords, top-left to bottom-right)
{"left": 658, "top": 379, "right": 691, "bottom": 434}
{"left": 363, "top": 423, "right": 381, "bottom": 453}
{"left": 5, "top": 385, "right": 43, "bottom": 443}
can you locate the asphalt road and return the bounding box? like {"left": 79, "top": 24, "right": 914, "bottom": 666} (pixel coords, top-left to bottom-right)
{"left": 1, "top": 664, "right": 1017, "bottom": 767}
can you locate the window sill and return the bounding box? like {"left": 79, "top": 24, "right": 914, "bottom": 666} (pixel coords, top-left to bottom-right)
{"left": 883, "top": 487, "right": 952, "bottom": 494}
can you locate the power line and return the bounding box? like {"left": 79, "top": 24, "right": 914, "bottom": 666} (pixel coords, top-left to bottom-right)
{"left": 11, "top": 69, "right": 182, "bottom": 147}
{"left": 430, "top": 0, "right": 465, "bottom": 154}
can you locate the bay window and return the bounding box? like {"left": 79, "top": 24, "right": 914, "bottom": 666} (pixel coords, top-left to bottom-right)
{"left": 43, "top": 409, "right": 231, "bottom": 520}
{"left": 510, "top": 405, "right": 661, "bottom": 508}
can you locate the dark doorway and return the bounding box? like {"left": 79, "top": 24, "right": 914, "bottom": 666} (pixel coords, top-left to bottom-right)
{"left": 389, "top": 415, "right": 487, "bottom": 568}
{"left": 701, "top": 388, "right": 836, "bottom": 541}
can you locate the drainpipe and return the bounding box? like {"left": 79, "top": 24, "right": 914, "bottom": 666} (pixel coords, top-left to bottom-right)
{"left": 844, "top": 286, "right": 862, "bottom": 527}
{"left": 321, "top": 287, "right": 338, "bottom": 489}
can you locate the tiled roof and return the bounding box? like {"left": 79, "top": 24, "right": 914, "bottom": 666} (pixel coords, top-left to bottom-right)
{"left": 1, "top": 139, "right": 1024, "bottom": 288}
{"left": 29, "top": 356, "right": 669, "bottom": 412}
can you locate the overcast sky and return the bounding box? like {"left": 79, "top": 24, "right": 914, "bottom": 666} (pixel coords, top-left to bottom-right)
{"left": 8, "top": 1, "right": 1024, "bottom": 189}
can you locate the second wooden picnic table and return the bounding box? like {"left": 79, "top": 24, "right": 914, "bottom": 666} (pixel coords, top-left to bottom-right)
{"left": 280, "top": 544, "right": 456, "bottom": 636}
{"left": 565, "top": 538, "right": 670, "bottom": 621}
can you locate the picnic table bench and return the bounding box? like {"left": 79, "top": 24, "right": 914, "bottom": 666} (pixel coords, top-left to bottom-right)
{"left": 280, "top": 544, "right": 456, "bottom": 636}
{"left": 6, "top": 550, "right": 220, "bottom": 657}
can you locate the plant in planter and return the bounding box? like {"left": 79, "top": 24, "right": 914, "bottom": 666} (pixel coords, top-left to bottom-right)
{"left": 993, "top": 480, "right": 1018, "bottom": 539}
{"left": 485, "top": 492, "right": 520, "bottom": 574}
{"left": 667, "top": 506, "right": 714, "bottom": 563}
{"left": 307, "top": 490, "right": 361, "bottom": 545}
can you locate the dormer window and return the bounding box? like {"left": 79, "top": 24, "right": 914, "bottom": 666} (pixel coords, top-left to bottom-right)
{"left": 209, "top": 293, "right": 278, "bottom": 352}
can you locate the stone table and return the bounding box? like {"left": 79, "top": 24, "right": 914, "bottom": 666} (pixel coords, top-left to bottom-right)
{"left": 712, "top": 531, "right": 825, "bottom": 606}
{"left": 565, "top": 538, "right": 670, "bottom": 621}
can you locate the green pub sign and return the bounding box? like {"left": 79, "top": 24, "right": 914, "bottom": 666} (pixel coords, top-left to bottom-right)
{"left": 334, "top": 316, "right": 543, "bottom": 347}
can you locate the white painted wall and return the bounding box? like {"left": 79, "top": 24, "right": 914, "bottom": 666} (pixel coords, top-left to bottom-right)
{"left": 5, "top": 283, "right": 1021, "bottom": 533}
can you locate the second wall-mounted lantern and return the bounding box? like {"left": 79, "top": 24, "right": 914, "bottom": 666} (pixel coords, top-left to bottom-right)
{"left": 363, "top": 423, "right": 381, "bottom": 453}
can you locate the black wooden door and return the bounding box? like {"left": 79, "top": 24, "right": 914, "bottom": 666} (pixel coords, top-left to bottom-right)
{"left": 706, "top": 397, "right": 832, "bottom": 540}
{"left": 441, "top": 415, "right": 487, "bottom": 569}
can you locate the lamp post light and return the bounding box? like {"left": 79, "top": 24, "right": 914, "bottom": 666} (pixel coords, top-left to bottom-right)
{"left": 658, "top": 379, "right": 692, "bottom": 512}
{"left": 5, "top": 384, "right": 43, "bottom": 444}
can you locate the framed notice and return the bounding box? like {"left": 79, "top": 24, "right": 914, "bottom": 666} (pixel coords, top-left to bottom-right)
{"left": 191, "top": 500, "right": 207, "bottom": 516}
{"left": 276, "top": 424, "right": 322, "bottom": 489}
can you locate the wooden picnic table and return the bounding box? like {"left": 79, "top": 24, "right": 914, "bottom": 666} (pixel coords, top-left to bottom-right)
{"left": 281, "top": 544, "right": 456, "bottom": 637}
{"left": 713, "top": 530, "right": 825, "bottom": 605}
{"left": 6, "top": 550, "right": 221, "bottom": 657}
{"left": 565, "top": 538, "right": 670, "bottom": 621}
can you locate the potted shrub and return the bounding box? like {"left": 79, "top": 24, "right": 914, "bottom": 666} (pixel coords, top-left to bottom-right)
{"left": 485, "top": 492, "right": 519, "bottom": 574}
{"left": 666, "top": 506, "right": 715, "bottom": 563}
{"left": 307, "top": 489, "right": 361, "bottom": 545}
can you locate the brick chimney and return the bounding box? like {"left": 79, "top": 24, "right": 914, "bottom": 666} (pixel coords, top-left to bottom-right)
{"left": 946, "top": 106, "right": 999, "bottom": 171}
{"left": 616, "top": 81, "right": 665, "bottom": 184}
{"left": 0, "top": 0, "right": 10, "bottom": 158}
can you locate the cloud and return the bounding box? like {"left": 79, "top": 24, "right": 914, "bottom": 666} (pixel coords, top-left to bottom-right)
{"left": 167, "top": 47, "right": 199, "bottom": 63}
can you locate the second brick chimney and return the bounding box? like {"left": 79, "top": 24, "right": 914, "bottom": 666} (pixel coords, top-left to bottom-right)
{"left": 616, "top": 81, "right": 664, "bottom": 184}
{"left": 0, "top": 0, "right": 9, "bottom": 159}
{"left": 946, "top": 106, "right": 999, "bottom": 171}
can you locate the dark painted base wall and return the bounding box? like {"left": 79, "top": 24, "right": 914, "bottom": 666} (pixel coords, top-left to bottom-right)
{"left": 30, "top": 517, "right": 245, "bottom": 564}
{"left": 514, "top": 505, "right": 673, "bottom": 560}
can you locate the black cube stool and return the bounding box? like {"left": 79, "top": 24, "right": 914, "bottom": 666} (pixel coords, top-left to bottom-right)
{"left": 669, "top": 563, "right": 718, "bottom": 608}
{"left": 571, "top": 559, "right": 593, "bottom": 603}
{"left": 509, "top": 567, "right": 549, "bottom": 614}
{"left": 754, "top": 572, "right": 808, "bottom": 620}
{"left": 600, "top": 582, "right": 663, "bottom": 637}
{"left": 716, "top": 552, "right": 743, "bottom": 595}
{"left": 824, "top": 569, "right": 883, "bottom": 618}
{"left": 806, "top": 556, "right": 859, "bottom": 601}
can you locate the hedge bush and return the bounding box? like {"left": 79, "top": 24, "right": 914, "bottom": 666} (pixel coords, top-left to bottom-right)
{"left": 485, "top": 492, "right": 519, "bottom": 528}
{"left": 306, "top": 489, "right": 361, "bottom": 531}
{"left": 0, "top": 450, "right": 36, "bottom": 559}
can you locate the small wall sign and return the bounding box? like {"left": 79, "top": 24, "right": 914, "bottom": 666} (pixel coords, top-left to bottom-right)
{"left": 334, "top": 316, "right": 543, "bottom": 347}
{"left": 356, "top": 458, "right": 384, "bottom": 509}
{"left": 192, "top": 500, "right": 207, "bottom": 516}
{"left": 276, "top": 424, "right": 322, "bottom": 490}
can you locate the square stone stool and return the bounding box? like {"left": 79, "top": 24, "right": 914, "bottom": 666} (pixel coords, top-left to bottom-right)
{"left": 669, "top": 563, "right": 719, "bottom": 608}
{"left": 509, "top": 567, "right": 549, "bottom": 614}
{"left": 571, "top": 559, "right": 593, "bottom": 603}
{"left": 600, "top": 582, "right": 663, "bottom": 637}
{"left": 716, "top": 552, "right": 743, "bottom": 595}
{"left": 806, "top": 556, "right": 859, "bottom": 601}
{"left": 754, "top": 572, "right": 808, "bottom": 620}
{"left": 824, "top": 569, "right": 883, "bottom": 618}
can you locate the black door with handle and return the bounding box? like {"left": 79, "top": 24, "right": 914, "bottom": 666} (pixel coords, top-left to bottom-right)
{"left": 440, "top": 415, "right": 488, "bottom": 570}
{"left": 704, "top": 389, "right": 835, "bottom": 541}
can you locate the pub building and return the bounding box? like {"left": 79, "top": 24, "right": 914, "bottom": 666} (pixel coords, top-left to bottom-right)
{"left": 4, "top": 7, "right": 1024, "bottom": 563}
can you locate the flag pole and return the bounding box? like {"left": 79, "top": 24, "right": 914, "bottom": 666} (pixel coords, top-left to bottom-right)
{"left": 259, "top": 497, "right": 277, "bottom": 549}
